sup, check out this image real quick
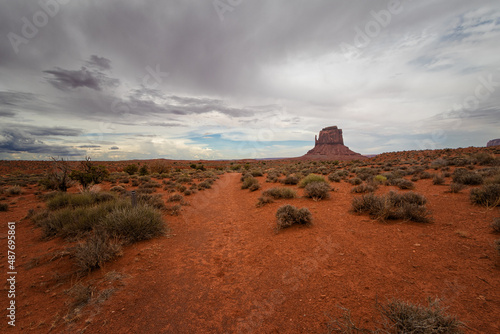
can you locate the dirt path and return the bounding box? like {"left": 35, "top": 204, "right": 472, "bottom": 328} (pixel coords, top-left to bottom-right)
{"left": 53, "top": 173, "right": 500, "bottom": 333}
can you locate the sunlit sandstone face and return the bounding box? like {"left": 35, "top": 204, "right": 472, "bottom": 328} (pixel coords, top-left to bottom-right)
{"left": 315, "top": 126, "right": 344, "bottom": 146}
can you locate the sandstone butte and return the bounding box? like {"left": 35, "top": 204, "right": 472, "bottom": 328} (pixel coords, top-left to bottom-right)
{"left": 302, "top": 125, "right": 367, "bottom": 160}
{"left": 487, "top": 138, "right": 500, "bottom": 147}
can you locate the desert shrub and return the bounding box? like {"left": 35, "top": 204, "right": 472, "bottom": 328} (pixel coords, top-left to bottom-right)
{"left": 491, "top": 217, "right": 500, "bottom": 233}
{"left": 138, "top": 175, "right": 151, "bottom": 183}
{"left": 282, "top": 174, "right": 300, "bottom": 185}
{"left": 352, "top": 191, "right": 431, "bottom": 223}
{"left": 452, "top": 168, "right": 483, "bottom": 185}
{"left": 110, "top": 185, "right": 126, "bottom": 194}
{"left": 351, "top": 183, "right": 377, "bottom": 193}
{"left": 0, "top": 203, "right": 8, "bottom": 211}
{"left": 123, "top": 164, "right": 139, "bottom": 175}
{"left": 131, "top": 179, "right": 140, "bottom": 187}
{"left": 276, "top": 204, "right": 312, "bottom": 230}
{"left": 6, "top": 185, "right": 22, "bottom": 196}
{"left": 448, "top": 183, "right": 466, "bottom": 193}
{"left": 241, "top": 176, "right": 260, "bottom": 191}
{"left": 165, "top": 204, "right": 181, "bottom": 216}
{"left": 46, "top": 191, "right": 115, "bottom": 211}
{"left": 329, "top": 298, "right": 463, "bottom": 334}
{"left": 69, "top": 158, "right": 109, "bottom": 189}
{"left": 256, "top": 195, "right": 274, "bottom": 208}
{"left": 262, "top": 187, "right": 297, "bottom": 199}
{"left": 136, "top": 187, "right": 154, "bottom": 194}
{"left": 431, "top": 158, "right": 448, "bottom": 169}
{"left": 266, "top": 170, "right": 280, "bottom": 183}
{"left": 198, "top": 180, "right": 213, "bottom": 189}
{"left": 184, "top": 189, "right": 192, "bottom": 196}
{"left": 299, "top": 174, "right": 327, "bottom": 188}
{"left": 379, "top": 298, "right": 464, "bottom": 334}
{"left": 432, "top": 174, "right": 445, "bottom": 185}
{"left": 38, "top": 157, "right": 73, "bottom": 192}
{"left": 473, "top": 152, "right": 495, "bottom": 165}
{"left": 137, "top": 194, "right": 165, "bottom": 210}
{"left": 395, "top": 179, "right": 415, "bottom": 190}
{"left": 373, "top": 175, "right": 387, "bottom": 184}
{"left": 250, "top": 169, "right": 263, "bottom": 177}
{"left": 138, "top": 165, "right": 149, "bottom": 176}
{"left": 99, "top": 204, "right": 165, "bottom": 243}
{"left": 328, "top": 173, "right": 341, "bottom": 183}
{"left": 74, "top": 232, "right": 122, "bottom": 271}
{"left": 176, "top": 175, "right": 192, "bottom": 183}
{"left": 419, "top": 171, "right": 432, "bottom": 179}
{"left": 304, "top": 182, "right": 331, "bottom": 201}
{"left": 150, "top": 161, "right": 170, "bottom": 174}
{"left": 167, "top": 194, "right": 184, "bottom": 202}
{"left": 470, "top": 184, "right": 500, "bottom": 207}
{"left": 348, "top": 177, "right": 363, "bottom": 185}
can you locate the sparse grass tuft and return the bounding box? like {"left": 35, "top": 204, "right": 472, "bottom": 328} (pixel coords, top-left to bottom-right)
{"left": 256, "top": 195, "right": 275, "bottom": 208}
{"left": 433, "top": 174, "right": 445, "bottom": 185}
{"left": 276, "top": 204, "right": 312, "bottom": 230}
{"left": 351, "top": 183, "right": 377, "bottom": 194}
{"left": 6, "top": 185, "right": 22, "bottom": 196}
{"left": 448, "top": 183, "right": 466, "bottom": 193}
{"left": 241, "top": 175, "right": 260, "bottom": 191}
{"left": 379, "top": 298, "right": 464, "bottom": 334}
{"left": 74, "top": 232, "right": 122, "bottom": 272}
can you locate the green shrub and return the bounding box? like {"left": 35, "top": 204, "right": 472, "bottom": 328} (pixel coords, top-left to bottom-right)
{"left": 69, "top": 158, "right": 109, "bottom": 189}
{"left": 250, "top": 169, "right": 263, "bottom": 177}
{"left": 46, "top": 191, "right": 115, "bottom": 211}
{"left": 304, "top": 182, "right": 331, "bottom": 201}
{"left": 99, "top": 204, "right": 166, "bottom": 243}
{"left": 470, "top": 184, "right": 500, "bottom": 207}
{"left": 137, "top": 194, "right": 165, "bottom": 210}
{"left": 262, "top": 187, "right": 297, "bottom": 199}
{"left": 299, "top": 174, "right": 327, "bottom": 188}
{"left": 123, "top": 164, "right": 139, "bottom": 175}
{"left": 74, "top": 232, "right": 122, "bottom": 271}
{"left": 373, "top": 175, "right": 387, "bottom": 184}
{"left": 276, "top": 204, "right": 312, "bottom": 230}
{"left": 139, "top": 165, "right": 149, "bottom": 176}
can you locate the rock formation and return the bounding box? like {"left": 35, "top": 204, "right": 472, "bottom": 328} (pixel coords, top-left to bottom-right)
{"left": 487, "top": 139, "right": 500, "bottom": 147}
{"left": 302, "top": 126, "right": 366, "bottom": 160}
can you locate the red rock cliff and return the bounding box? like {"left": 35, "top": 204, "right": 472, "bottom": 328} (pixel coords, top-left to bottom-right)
{"left": 303, "top": 126, "right": 366, "bottom": 160}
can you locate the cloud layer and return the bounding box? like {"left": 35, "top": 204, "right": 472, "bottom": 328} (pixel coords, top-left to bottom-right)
{"left": 1, "top": 1, "right": 499, "bottom": 160}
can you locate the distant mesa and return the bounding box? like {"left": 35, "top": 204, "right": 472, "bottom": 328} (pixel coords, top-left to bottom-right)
{"left": 486, "top": 139, "right": 500, "bottom": 147}
{"left": 302, "top": 126, "right": 367, "bottom": 160}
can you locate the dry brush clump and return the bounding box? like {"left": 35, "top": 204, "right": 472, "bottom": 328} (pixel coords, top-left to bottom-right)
{"left": 262, "top": 187, "right": 297, "bottom": 199}
{"left": 299, "top": 174, "right": 328, "bottom": 188}
{"left": 304, "top": 182, "right": 331, "bottom": 201}
{"left": 328, "top": 298, "right": 464, "bottom": 334}
{"left": 470, "top": 184, "right": 500, "bottom": 207}
{"left": 275, "top": 204, "right": 312, "bottom": 230}
{"left": 352, "top": 191, "right": 432, "bottom": 223}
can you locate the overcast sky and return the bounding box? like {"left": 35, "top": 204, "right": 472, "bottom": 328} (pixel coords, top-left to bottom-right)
{"left": 1, "top": 0, "right": 499, "bottom": 160}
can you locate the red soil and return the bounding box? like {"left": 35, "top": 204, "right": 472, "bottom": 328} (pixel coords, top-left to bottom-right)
{"left": 1, "top": 165, "right": 500, "bottom": 333}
